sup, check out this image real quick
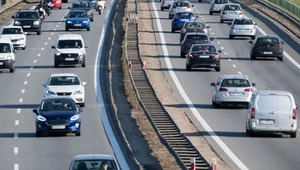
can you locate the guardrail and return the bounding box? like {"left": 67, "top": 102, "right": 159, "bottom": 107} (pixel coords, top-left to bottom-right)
{"left": 266, "top": 0, "right": 300, "bottom": 21}
{"left": 124, "top": 0, "right": 211, "bottom": 169}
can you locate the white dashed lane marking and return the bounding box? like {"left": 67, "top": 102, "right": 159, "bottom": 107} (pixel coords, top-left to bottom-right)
{"left": 19, "top": 98, "right": 23, "bottom": 103}
{"left": 37, "top": 53, "right": 41, "bottom": 57}
{"left": 217, "top": 42, "right": 220, "bottom": 44}
{"left": 14, "top": 147, "right": 18, "bottom": 154}
{"left": 56, "top": 25, "right": 59, "bottom": 27}
{"left": 211, "top": 32, "right": 214, "bottom": 35}
{"left": 24, "top": 81, "right": 27, "bottom": 85}
{"left": 51, "top": 33, "right": 54, "bottom": 35}
{"left": 233, "top": 64, "right": 236, "bottom": 68}
{"left": 54, "top": 29, "right": 57, "bottom": 31}
{"left": 14, "top": 164, "right": 18, "bottom": 170}
{"left": 45, "top": 42, "right": 48, "bottom": 45}
{"left": 228, "top": 58, "right": 232, "bottom": 61}
{"left": 15, "top": 120, "right": 19, "bottom": 126}
{"left": 21, "top": 89, "right": 25, "bottom": 93}
{"left": 238, "top": 71, "right": 242, "bottom": 75}
{"left": 221, "top": 47, "right": 224, "bottom": 50}
{"left": 33, "top": 60, "right": 37, "bottom": 63}
{"left": 27, "top": 73, "right": 31, "bottom": 77}
{"left": 30, "top": 66, "right": 33, "bottom": 69}
{"left": 41, "top": 48, "right": 44, "bottom": 51}
{"left": 224, "top": 52, "right": 228, "bottom": 55}
{"left": 48, "top": 37, "right": 51, "bottom": 40}
{"left": 17, "top": 109, "right": 21, "bottom": 114}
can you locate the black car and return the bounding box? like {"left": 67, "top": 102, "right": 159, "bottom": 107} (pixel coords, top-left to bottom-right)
{"left": 180, "top": 32, "right": 211, "bottom": 58}
{"left": 186, "top": 44, "right": 221, "bottom": 71}
{"left": 249, "top": 35, "right": 284, "bottom": 61}
{"left": 69, "top": 1, "right": 94, "bottom": 22}
{"left": 12, "top": 9, "right": 42, "bottom": 35}
{"left": 33, "top": 97, "right": 82, "bottom": 137}
{"left": 180, "top": 21, "right": 210, "bottom": 42}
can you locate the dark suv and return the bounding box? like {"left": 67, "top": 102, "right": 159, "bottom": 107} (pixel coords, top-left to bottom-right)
{"left": 249, "top": 35, "right": 284, "bottom": 61}
{"left": 12, "top": 9, "right": 42, "bottom": 35}
{"left": 180, "top": 32, "right": 211, "bottom": 58}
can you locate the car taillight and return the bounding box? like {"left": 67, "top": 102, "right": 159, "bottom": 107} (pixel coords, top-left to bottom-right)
{"left": 187, "top": 6, "right": 191, "bottom": 8}
{"left": 244, "top": 88, "right": 252, "bottom": 92}
{"left": 292, "top": 109, "right": 297, "bottom": 120}
{"left": 239, "top": 11, "right": 243, "bottom": 15}
{"left": 219, "top": 88, "right": 227, "bottom": 92}
{"left": 275, "top": 44, "right": 282, "bottom": 48}
{"left": 251, "top": 108, "right": 255, "bottom": 119}
{"left": 189, "top": 54, "right": 194, "bottom": 58}
{"left": 181, "top": 29, "right": 186, "bottom": 33}
{"left": 213, "top": 54, "right": 219, "bottom": 59}
{"left": 184, "top": 40, "right": 190, "bottom": 44}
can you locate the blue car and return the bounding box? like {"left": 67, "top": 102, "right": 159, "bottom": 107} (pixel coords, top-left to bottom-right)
{"left": 65, "top": 10, "right": 90, "bottom": 31}
{"left": 171, "top": 12, "right": 197, "bottom": 33}
{"left": 33, "top": 97, "right": 82, "bottom": 137}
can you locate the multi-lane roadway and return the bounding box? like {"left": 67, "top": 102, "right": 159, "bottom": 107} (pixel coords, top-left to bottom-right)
{"left": 0, "top": 1, "right": 129, "bottom": 169}
{"left": 150, "top": 0, "right": 300, "bottom": 170}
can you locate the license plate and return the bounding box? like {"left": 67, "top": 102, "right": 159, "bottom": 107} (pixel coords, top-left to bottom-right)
{"left": 199, "top": 55, "right": 209, "bottom": 58}
{"left": 230, "top": 92, "right": 243, "bottom": 96}
{"left": 264, "top": 52, "right": 273, "bottom": 54}
{"left": 23, "top": 25, "right": 31, "bottom": 28}
{"left": 51, "top": 125, "right": 65, "bottom": 129}
{"left": 65, "top": 58, "right": 75, "bottom": 61}
{"left": 239, "top": 29, "right": 248, "bottom": 32}
{"left": 182, "top": 19, "right": 189, "bottom": 21}
{"left": 259, "top": 120, "right": 274, "bottom": 125}
{"left": 0, "top": 62, "right": 3, "bottom": 65}
{"left": 74, "top": 24, "right": 81, "bottom": 26}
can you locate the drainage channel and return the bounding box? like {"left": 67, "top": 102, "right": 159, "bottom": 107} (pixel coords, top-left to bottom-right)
{"left": 125, "top": 15, "right": 211, "bottom": 169}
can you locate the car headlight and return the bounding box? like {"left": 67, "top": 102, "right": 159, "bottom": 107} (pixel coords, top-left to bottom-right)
{"left": 45, "top": 90, "right": 56, "bottom": 95}
{"left": 70, "top": 115, "right": 79, "bottom": 121}
{"left": 33, "top": 21, "right": 40, "bottom": 25}
{"left": 83, "top": 20, "right": 88, "bottom": 23}
{"left": 37, "top": 115, "right": 46, "bottom": 122}
{"left": 7, "top": 55, "right": 12, "bottom": 60}
{"left": 73, "top": 90, "right": 83, "bottom": 95}
{"left": 67, "top": 20, "right": 72, "bottom": 24}
{"left": 14, "top": 21, "right": 20, "bottom": 25}
{"left": 55, "top": 52, "right": 61, "bottom": 56}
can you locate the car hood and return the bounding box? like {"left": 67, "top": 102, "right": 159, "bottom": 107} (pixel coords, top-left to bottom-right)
{"left": 39, "top": 110, "right": 78, "bottom": 120}
{"left": 46, "top": 85, "right": 83, "bottom": 93}
{"left": 66, "top": 18, "right": 89, "bottom": 21}
{"left": 0, "top": 34, "right": 25, "bottom": 40}
{"left": 56, "top": 48, "right": 83, "bottom": 54}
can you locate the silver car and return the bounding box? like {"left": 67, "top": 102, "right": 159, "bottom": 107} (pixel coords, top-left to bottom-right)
{"left": 69, "top": 154, "right": 120, "bottom": 170}
{"left": 161, "top": 0, "right": 175, "bottom": 11}
{"left": 220, "top": 3, "right": 243, "bottom": 23}
{"left": 210, "top": 74, "right": 256, "bottom": 108}
{"left": 209, "top": 0, "right": 230, "bottom": 15}
{"left": 229, "top": 17, "right": 257, "bottom": 39}
{"left": 169, "top": 1, "right": 194, "bottom": 19}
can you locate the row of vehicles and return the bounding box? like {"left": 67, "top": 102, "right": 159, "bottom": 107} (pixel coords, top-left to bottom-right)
{"left": 161, "top": 0, "right": 297, "bottom": 137}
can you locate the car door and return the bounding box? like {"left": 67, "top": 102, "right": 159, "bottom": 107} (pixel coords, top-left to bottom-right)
{"left": 255, "top": 94, "right": 278, "bottom": 128}
{"left": 212, "top": 77, "right": 222, "bottom": 101}
{"left": 277, "top": 94, "right": 294, "bottom": 127}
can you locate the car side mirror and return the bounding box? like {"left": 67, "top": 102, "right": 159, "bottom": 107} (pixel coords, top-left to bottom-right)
{"left": 218, "top": 50, "right": 222, "bottom": 53}
{"left": 82, "top": 82, "right": 87, "bottom": 86}
{"left": 191, "top": 4, "right": 194, "bottom": 7}
{"left": 254, "top": 22, "right": 258, "bottom": 25}
{"left": 33, "top": 109, "right": 38, "bottom": 115}
{"left": 249, "top": 40, "right": 253, "bottom": 44}
{"left": 251, "top": 83, "right": 256, "bottom": 87}
{"left": 51, "top": 46, "right": 55, "bottom": 49}
{"left": 84, "top": 45, "right": 88, "bottom": 48}
{"left": 42, "top": 83, "right": 46, "bottom": 87}
{"left": 296, "top": 104, "right": 298, "bottom": 110}
{"left": 210, "top": 82, "right": 216, "bottom": 86}
{"left": 206, "top": 26, "right": 210, "bottom": 29}
{"left": 78, "top": 108, "right": 83, "bottom": 112}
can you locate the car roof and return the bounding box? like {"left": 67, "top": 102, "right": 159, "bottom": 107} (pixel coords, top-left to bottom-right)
{"left": 2, "top": 26, "right": 23, "bottom": 29}
{"left": 73, "top": 154, "right": 115, "bottom": 161}
{"left": 220, "top": 74, "right": 249, "bottom": 79}
{"left": 58, "top": 34, "right": 83, "bottom": 40}
{"left": 50, "top": 73, "right": 77, "bottom": 77}
{"left": 256, "top": 35, "right": 279, "bottom": 39}
{"left": 254, "top": 90, "right": 292, "bottom": 95}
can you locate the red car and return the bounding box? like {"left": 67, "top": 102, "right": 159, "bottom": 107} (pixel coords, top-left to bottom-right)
{"left": 52, "top": 0, "right": 62, "bottom": 9}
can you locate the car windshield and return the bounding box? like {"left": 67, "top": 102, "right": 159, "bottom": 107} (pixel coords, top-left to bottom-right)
{"left": 16, "top": 12, "right": 39, "bottom": 19}
{"left": 72, "top": 2, "right": 91, "bottom": 8}
{"left": 68, "top": 11, "right": 88, "bottom": 18}
{"left": 49, "top": 76, "right": 81, "bottom": 86}
{"left": 72, "top": 160, "right": 118, "bottom": 170}
{"left": 224, "top": 5, "right": 241, "bottom": 11}
{"left": 186, "top": 22, "right": 205, "bottom": 29}
{"left": 256, "top": 37, "right": 280, "bottom": 45}
{"left": 221, "top": 79, "right": 251, "bottom": 87}
{"left": 192, "top": 45, "right": 216, "bottom": 53}
{"left": 0, "top": 43, "right": 12, "bottom": 53}
{"left": 234, "top": 19, "right": 253, "bottom": 25}
{"left": 174, "top": 2, "right": 189, "bottom": 7}
{"left": 214, "top": 0, "right": 229, "bottom": 4}
{"left": 57, "top": 40, "right": 83, "bottom": 49}
{"left": 40, "top": 99, "right": 76, "bottom": 111}
{"left": 176, "top": 13, "right": 194, "bottom": 18}
{"left": 2, "top": 28, "right": 22, "bottom": 34}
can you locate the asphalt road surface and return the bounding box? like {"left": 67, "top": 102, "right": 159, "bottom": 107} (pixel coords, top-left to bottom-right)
{"left": 0, "top": 1, "right": 119, "bottom": 170}
{"left": 150, "top": 0, "right": 300, "bottom": 170}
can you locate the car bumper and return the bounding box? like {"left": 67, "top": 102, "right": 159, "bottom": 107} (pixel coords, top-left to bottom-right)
{"left": 230, "top": 30, "right": 256, "bottom": 36}
{"left": 161, "top": 4, "right": 171, "bottom": 8}
{"left": 36, "top": 121, "right": 81, "bottom": 133}
{"left": 55, "top": 55, "right": 85, "bottom": 65}
{"left": 66, "top": 23, "right": 90, "bottom": 29}
{"left": 188, "top": 60, "right": 219, "bottom": 68}
{"left": 19, "top": 26, "right": 40, "bottom": 32}
{"left": 215, "top": 93, "right": 252, "bottom": 103}
{"left": 249, "top": 123, "right": 297, "bottom": 133}
{"left": 252, "top": 51, "right": 283, "bottom": 58}
{"left": 221, "top": 15, "right": 239, "bottom": 21}
{"left": 0, "top": 60, "right": 14, "bottom": 69}
{"left": 11, "top": 40, "right": 26, "bottom": 48}
{"left": 210, "top": 8, "right": 221, "bottom": 13}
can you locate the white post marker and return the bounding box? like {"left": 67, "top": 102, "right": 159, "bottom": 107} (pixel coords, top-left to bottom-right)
{"left": 142, "top": 60, "right": 146, "bottom": 69}
{"left": 212, "top": 158, "right": 217, "bottom": 170}
{"left": 128, "top": 60, "right": 132, "bottom": 69}
{"left": 190, "top": 157, "right": 196, "bottom": 170}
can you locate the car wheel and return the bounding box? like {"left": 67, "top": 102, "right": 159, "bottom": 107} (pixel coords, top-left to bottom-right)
{"left": 198, "top": 0, "right": 202, "bottom": 2}
{"left": 36, "top": 131, "right": 42, "bottom": 137}
{"left": 215, "top": 66, "right": 220, "bottom": 72}
{"left": 22, "top": 46, "right": 26, "bottom": 50}
{"left": 80, "top": 103, "right": 85, "bottom": 107}
{"left": 171, "top": 28, "right": 175, "bottom": 33}
{"left": 214, "top": 103, "right": 220, "bottom": 108}
{"left": 209, "top": 11, "right": 213, "bottom": 15}
{"left": 65, "top": 27, "right": 69, "bottom": 31}
{"left": 229, "top": 35, "right": 234, "bottom": 39}
{"left": 37, "top": 29, "right": 41, "bottom": 35}
{"left": 82, "top": 59, "right": 86, "bottom": 67}
{"left": 180, "top": 52, "right": 185, "bottom": 58}
{"left": 9, "top": 65, "right": 15, "bottom": 73}
{"left": 161, "top": 7, "right": 163, "bottom": 11}
{"left": 246, "top": 123, "right": 249, "bottom": 134}
{"left": 251, "top": 36, "right": 255, "bottom": 40}
{"left": 212, "top": 99, "right": 216, "bottom": 107}
{"left": 291, "top": 131, "right": 297, "bottom": 138}
{"left": 75, "top": 131, "right": 81, "bottom": 136}
{"left": 87, "top": 27, "right": 90, "bottom": 31}
{"left": 248, "top": 123, "right": 256, "bottom": 137}
{"left": 91, "top": 17, "right": 94, "bottom": 22}
{"left": 278, "top": 57, "right": 283, "bottom": 61}
{"left": 59, "top": 7, "right": 62, "bottom": 9}
{"left": 220, "top": 20, "right": 223, "bottom": 23}
{"left": 186, "top": 64, "right": 191, "bottom": 71}
{"left": 54, "top": 61, "right": 59, "bottom": 68}
{"left": 250, "top": 54, "right": 256, "bottom": 60}
{"left": 169, "top": 15, "right": 172, "bottom": 19}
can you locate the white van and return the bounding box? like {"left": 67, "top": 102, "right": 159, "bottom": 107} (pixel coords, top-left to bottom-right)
{"left": 0, "top": 38, "right": 16, "bottom": 73}
{"left": 246, "top": 90, "right": 298, "bottom": 138}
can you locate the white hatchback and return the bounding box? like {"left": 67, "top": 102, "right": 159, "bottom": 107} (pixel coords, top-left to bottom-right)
{"left": 0, "top": 26, "right": 26, "bottom": 50}
{"left": 42, "top": 73, "right": 87, "bottom": 107}
{"left": 169, "top": 1, "right": 194, "bottom": 19}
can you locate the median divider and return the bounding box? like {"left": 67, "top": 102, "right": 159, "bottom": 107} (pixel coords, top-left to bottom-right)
{"left": 124, "top": 0, "right": 211, "bottom": 169}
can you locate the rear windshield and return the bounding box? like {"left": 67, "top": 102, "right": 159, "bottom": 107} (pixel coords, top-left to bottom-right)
{"left": 16, "top": 12, "right": 38, "bottom": 19}
{"left": 71, "top": 160, "right": 118, "bottom": 170}
{"left": 214, "top": 0, "right": 229, "bottom": 4}
{"left": 192, "top": 45, "right": 216, "bottom": 53}
{"left": 186, "top": 35, "right": 208, "bottom": 40}
{"left": 174, "top": 2, "right": 189, "bottom": 7}
{"left": 256, "top": 37, "right": 279, "bottom": 45}
{"left": 224, "top": 5, "right": 241, "bottom": 11}
{"left": 186, "top": 22, "right": 205, "bottom": 29}
{"left": 234, "top": 19, "right": 253, "bottom": 25}
{"left": 221, "top": 79, "right": 250, "bottom": 87}
{"left": 176, "top": 12, "right": 194, "bottom": 18}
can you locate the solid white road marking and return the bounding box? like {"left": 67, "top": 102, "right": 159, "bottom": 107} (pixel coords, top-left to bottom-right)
{"left": 41, "top": 48, "right": 44, "bottom": 51}
{"left": 151, "top": 1, "right": 249, "bottom": 169}
{"left": 14, "top": 147, "right": 18, "bottom": 154}
{"left": 14, "top": 133, "right": 18, "bottom": 138}
{"left": 217, "top": 42, "right": 220, "bottom": 44}
{"left": 15, "top": 120, "right": 19, "bottom": 126}
{"left": 24, "top": 81, "right": 27, "bottom": 85}
{"left": 45, "top": 42, "right": 48, "bottom": 45}
{"left": 17, "top": 109, "right": 21, "bottom": 114}
{"left": 19, "top": 98, "right": 23, "bottom": 103}
{"left": 33, "top": 60, "right": 37, "bottom": 63}
{"left": 14, "top": 164, "right": 18, "bottom": 170}
{"left": 56, "top": 25, "right": 59, "bottom": 27}
{"left": 233, "top": 64, "right": 236, "bottom": 68}
{"left": 238, "top": 71, "right": 242, "bottom": 75}
{"left": 27, "top": 73, "right": 30, "bottom": 77}
{"left": 224, "top": 52, "right": 228, "bottom": 55}
{"left": 37, "top": 53, "right": 41, "bottom": 57}
{"left": 21, "top": 89, "right": 25, "bottom": 93}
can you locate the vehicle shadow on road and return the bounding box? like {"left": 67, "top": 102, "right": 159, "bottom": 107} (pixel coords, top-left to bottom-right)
{"left": 41, "top": 29, "right": 66, "bottom": 33}
{"left": 185, "top": 131, "right": 289, "bottom": 138}
{"left": 221, "top": 57, "right": 251, "bottom": 61}
{"left": 139, "top": 17, "right": 170, "bottom": 20}
{"left": 16, "top": 65, "right": 54, "bottom": 69}
{"left": 0, "top": 133, "right": 36, "bottom": 138}
{"left": 140, "top": 42, "right": 180, "bottom": 46}
{"left": 43, "top": 20, "right": 64, "bottom": 23}
{"left": 0, "top": 104, "right": 39, "bottom": 109}
{"left": 139, "top": 30, "right": 174, "bottom": 34}
{"left": 165, "top": 104, "right": 247, "bottom": 109}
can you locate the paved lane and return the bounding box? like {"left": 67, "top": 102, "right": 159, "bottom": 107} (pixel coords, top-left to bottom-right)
{"left": 0, "top": 1, "right": 119, "bottom": 170}
{"left": 150, "top": 0, "right": 300, "bottom": 169}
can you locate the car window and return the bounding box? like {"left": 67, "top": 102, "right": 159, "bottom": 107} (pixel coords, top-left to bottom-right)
{"left": 2, "top": 28, "right": 22, "bottom": 34}
{"left": 214, "top": 0, "right": 229, "bottom": 4}
{"left": 72, "top": 160, "right": 118, "bottom": 170}
{"left": 224, "top": 5, "right": 241, "bottom": 11}
{"left": 186, "top": 35, "right": 208, "bottom": 40}
{"left": 0, "top": 43, "right": 12, "bottom": 53}
{"left": 174, "top": 2, "right": 189, "bottom": 7}
{"left": 256, "top": 95, "right": 277, "bottom": 111}
{"left": 40, "top": 99, "right": 76, "bottom": 111}
{"left": 221, "top": 79, "right": 250, "bottom": 87}
{"left": 49, "top": 76, "right": 81, "bottom": 86}
{"left": 256, "top": 37, "right": 279, "bottom": 45}
{"left": 16, "top": 12, "right": 38, "bottom": 19}
{"left": 192, "top": 45, "right": 216, "bottom": 53}
{"left": 68, "top": 11, "right": 88, "bottom": 18}
{"left": 234, "top": 19, "right": 253, "bottom": 25}
{"left": 57, "top": 40, "right": 83, "bottom": 49}
{"left": 176, "top": 12, "right": 194, "bottom": 18}
{"left": 186, "top": 22, "right": 205, "bottom": 29}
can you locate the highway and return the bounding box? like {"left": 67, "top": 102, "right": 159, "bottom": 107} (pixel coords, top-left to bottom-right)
{"left": 0, "top": 1, "right": 124, "bottom": 170}
{"left": 150, "top": 0, "right": 300, "bottom": 170}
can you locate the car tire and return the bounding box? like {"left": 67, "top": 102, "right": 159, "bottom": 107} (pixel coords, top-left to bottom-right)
{"left": 180, "top": 52, "right": 185, "bottom": 58}
{"left": 59, "top": 7, "right": 62, "bottom": 9}
{"left": 291, "top": 131, "right": 297, "bottom": 138}
{"left": 186, "top": 64, "right": 191, "bottom": 71}
{"left": 250, "top": 54, "right": 256, "bottom": 60}
{"left": 209, "top": 11, "right": 213, "bottom": 15}
{"left": 248, "top": 124, "right": 256, "bottom": 137}
{"left": 220, "top": 20, "right": 223, "bottom": 23}
{"left": 198, "top": 0, "right": 202, "bottom": 2}
{"left": 229, "top": 35, "right": 234, "bottom": 39}
{"left": 169, "top": 15, "right": 172, "bottom": 19}
{"left": 37, "top": 29, "right": 41, "bottom": 35}
{"left": 9, "top": 65, "right": 15, "bottom": 73}
{"left": 82, "top": 58, "right": 86, "bottom": 67}
{"left": 65, "top": 27, "right": 69, "bottom": 31}
{"left": 76, "top": 131, "right": 81, "bottom": 136}
{"left": 251, "top": 36, "right": 255, "bottom": 40}
{"left": 54, "top": 61, "right": 59, "bottom": 68}
{"left": 161, "top": 7, "right": 163, "bottom": 11}
{"left": 246, "top": 124, "right": 249, "bottom": 134}
{"left": 215, "top": 66, "right": 220, "bottom": 72}
{"left": 212, "top": 99, "right": 216, "bottom": 107}
{"left": 36, "top": 131, "right": 42, "bottom": 137}
{"left": 278, "top": 57, "right": 283, "bottom": 61}
{"left": 91, "top": 17, "right": 94, "bottom": 22}
{"left": 214, "top": 103, "right": 220, "bottom": 108}
{"left": 22, "top": 46, "right": 26, "bottom": 50}
{"left": 87, "top": 27, "right": 90, "bottom": 31}
{"left": 171, "top": 28, "right": 175, "bottom": 33}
